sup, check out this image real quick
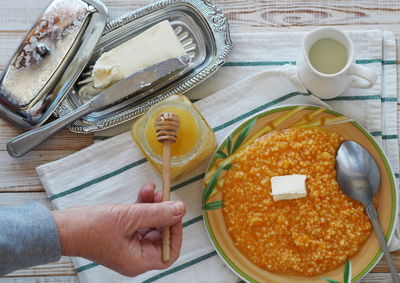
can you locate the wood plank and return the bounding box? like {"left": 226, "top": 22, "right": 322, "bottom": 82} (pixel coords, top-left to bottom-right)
{"left": 0, "top": 150, "right": 85, "bottom": 193}
{"left": 1, "top": 0, "right": 400, "bottom": 31}
{"left": 0, "top": 121, "right": 93, "bottom": 152}
{"left": 213, "top": 0, "right": 400, "bottom": 28}
{"left": 0, "top": 192, "right": 50, "bottom": 207}
{"left": 372, "top": 250, "right": 400, "bottom": 272}
{"left": 0, "top": 32, "right": 23, "bottom": 70}
{"left": 1, "top": 2, "right": 400, "bottom": 70}
{"left": 360, "top": 272, "right": 400, "bottom": 282}
{"left": 0, "top": 276, "right": 78, "bottom": 282}
{"left": 0, "top": 0, "right": 51, "bottom": 31}
{"left": 4, "top": 257, "right": 76, "bottom": 278}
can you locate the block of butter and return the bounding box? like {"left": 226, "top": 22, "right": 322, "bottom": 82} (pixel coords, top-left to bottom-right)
{"left": 93, "top": 20, "right": 187, "bottom": 89}
{"left": 270, "top": 174, "right": 307, "bottom": 201}
{"left": 131, "top": 95, "right": 216, "bottom": 180}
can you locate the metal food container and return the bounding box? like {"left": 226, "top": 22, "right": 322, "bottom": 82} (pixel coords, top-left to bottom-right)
{"left": 0, "top": 0, "right": 107, "bottom": 129}
{"left": 58, "top": 0, "right": 232, "bottom": 133}
{"left": 0, "top": 0, "right": 232, "bottom": 133}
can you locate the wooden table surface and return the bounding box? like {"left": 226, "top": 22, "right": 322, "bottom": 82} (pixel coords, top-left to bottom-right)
{"left": 0, "top": 0, "right": 400, "bottom": 282}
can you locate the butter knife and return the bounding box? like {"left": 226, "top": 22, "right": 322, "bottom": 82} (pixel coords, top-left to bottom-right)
{"left": 7, "top": 55, "right": 191, "bottom": 157}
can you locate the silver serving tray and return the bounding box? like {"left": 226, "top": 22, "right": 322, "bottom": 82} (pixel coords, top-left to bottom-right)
{"left": 56, "top": 0, "right": 232, "bottom": 133}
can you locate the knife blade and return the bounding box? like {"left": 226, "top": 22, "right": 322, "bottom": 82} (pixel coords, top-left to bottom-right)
{"left": 7, "top": 55, "right": 191, "bottom": 157}
{"left": 92, "top": 55, "right": 191, "bottom": 109}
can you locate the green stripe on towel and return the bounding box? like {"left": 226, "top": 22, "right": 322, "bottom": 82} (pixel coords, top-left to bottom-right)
{"left": 324, "top": 95, "right": 397, "bottom": 102}
{"left": 49, "top": 158, "right": 147, "bottom": 200}
{"left": 76, "top": 262, "right": 99, "bottom": 273}
{"left": 224, "top": 61, "right": 296, "bottom": 66}
{"left": 383, "top": 60, "right": 397, "bottom": 65}
{"left": 93, "top": 136, "right": 111, "bottom": 141}
{"left": 355, "top": 59, "right": 382, "bottom": 64}
{"left": 382, "top": 97, "right": 398, "bottom": 102}
{"left": 223, "top": 59, "right": 395, "bottom": 67}
{"left": 171, "top": 174, "right": 205, "bottom": 192}
{"left": 370, "top": 131, "right": 382, "bottom": 137}
{"left": 323, "top": 95, "right": 381, "bottom": 101}
{"left": 370, "top": 132, "right": 398, "bottom": 139}
{"left": 183, "top": 215, "right": 203, "bottom": 228}
{"left": 142, "top": 251, "right": 217, "bottom": 283}
{"left": 382, "top": 134, "right": 398, "bottom": 140}
{"left": 93, "top": 136, "right": 112, "bottom": 141}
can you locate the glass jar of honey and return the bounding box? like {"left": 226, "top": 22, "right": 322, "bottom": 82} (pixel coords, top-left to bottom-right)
{"left": 131, "top": 95, "right": 216, "bottom": 180}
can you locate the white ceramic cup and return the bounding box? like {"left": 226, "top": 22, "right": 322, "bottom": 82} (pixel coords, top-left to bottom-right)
{"left": 298, "top": 27, "right": 377, "bottom": 99}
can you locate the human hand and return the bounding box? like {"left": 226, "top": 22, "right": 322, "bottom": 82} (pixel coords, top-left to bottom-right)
{"left": 52, "top": 182, "right": 185, "bottom": 276}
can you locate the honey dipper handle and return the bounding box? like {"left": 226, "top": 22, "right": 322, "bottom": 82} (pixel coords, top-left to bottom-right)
{"left": 162, "top": 143, "right": 172, "bottom": 202}
{"left": 162, "top": 226, "right": 171, "bottom": 263}
{"left": 162, "top": 142, "right": 172, "bottom": 263}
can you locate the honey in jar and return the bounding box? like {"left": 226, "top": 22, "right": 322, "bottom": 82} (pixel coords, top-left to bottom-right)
{"left": 131, "top": 95, "right": 216, "bottom": 180}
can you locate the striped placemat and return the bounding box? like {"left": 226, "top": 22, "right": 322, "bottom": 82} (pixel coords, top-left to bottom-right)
{"left": 37, "top": 30, "right": 399, "bottom": 282}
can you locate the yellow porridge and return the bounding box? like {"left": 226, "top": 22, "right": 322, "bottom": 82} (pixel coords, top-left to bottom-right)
{"left": 222, "top": 127, "right": 372, "bottom": 276}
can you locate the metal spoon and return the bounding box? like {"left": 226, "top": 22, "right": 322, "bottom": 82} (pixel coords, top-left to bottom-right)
{"left": 336, "top": 140, "right": 400, "bottom": 283}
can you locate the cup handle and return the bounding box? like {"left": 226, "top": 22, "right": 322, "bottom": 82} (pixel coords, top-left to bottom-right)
{"left": 348, "top": 64, "right": 377, "bottom": 89}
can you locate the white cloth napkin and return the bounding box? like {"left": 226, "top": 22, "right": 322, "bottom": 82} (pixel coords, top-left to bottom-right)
{"left": 37, "top": 31, "right": 399, "bottom": 283}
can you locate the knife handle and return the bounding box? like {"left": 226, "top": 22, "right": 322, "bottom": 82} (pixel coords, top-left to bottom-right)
{"left": 7, "top": 102, "right": 95, "bottom": 158}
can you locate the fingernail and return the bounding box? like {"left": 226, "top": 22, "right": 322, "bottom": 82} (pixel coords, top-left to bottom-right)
{"left": 147, "top": 182, "right": 156, "bottom": 190}
{"left": 171, "top": 201, "right": 184, "bottom": 216}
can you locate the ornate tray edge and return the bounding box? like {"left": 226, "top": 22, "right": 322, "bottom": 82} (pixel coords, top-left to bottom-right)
{"left": 57, "top": 0, "right": 232, "bottom": 133}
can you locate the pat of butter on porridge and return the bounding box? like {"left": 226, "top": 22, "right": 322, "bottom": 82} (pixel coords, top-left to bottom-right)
{"left": 271, "top": 174, "right": 307, "bottom": 201}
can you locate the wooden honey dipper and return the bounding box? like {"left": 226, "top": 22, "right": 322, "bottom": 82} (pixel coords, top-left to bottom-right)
{"left": 155, "top": 112, "right": 180, "bottom": 262}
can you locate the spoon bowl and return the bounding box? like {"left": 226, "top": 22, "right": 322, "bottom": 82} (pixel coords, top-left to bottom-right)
{"left": 336, "top": 140, "right": 380, "bottom": 205}
{"left": 336, "top": 140, "right": 400, "bottom": 282}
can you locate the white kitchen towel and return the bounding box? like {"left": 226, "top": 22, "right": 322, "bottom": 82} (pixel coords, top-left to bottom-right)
{"left": 37, "top": 31, "right": 399, "bottom": 283}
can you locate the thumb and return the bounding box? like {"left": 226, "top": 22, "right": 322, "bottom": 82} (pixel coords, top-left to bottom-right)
{"left": 130, "top": 201, "right": 185, "bottom": 230}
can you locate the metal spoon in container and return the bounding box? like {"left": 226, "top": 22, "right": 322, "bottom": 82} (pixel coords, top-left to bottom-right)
{"left": 336, "top": 140, "right": 400, "bottom": 283}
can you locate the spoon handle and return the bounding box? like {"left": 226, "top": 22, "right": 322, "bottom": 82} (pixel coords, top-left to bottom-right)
{"left": 366, "top": 204, "right": 400, "bottom": 283}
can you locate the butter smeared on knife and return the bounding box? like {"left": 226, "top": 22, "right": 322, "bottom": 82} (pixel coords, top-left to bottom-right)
{"left": 93, "top": 20, "right": 187, "bottom": 89}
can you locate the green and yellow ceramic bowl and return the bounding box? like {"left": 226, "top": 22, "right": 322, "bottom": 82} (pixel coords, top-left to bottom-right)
{"left": 202, "top": 105, "right": 398, "bottom": 283}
